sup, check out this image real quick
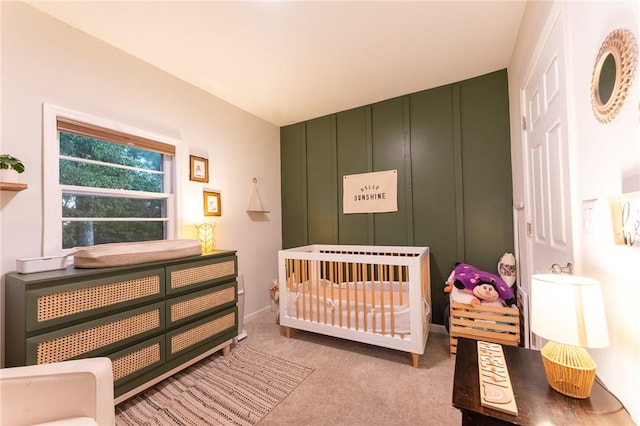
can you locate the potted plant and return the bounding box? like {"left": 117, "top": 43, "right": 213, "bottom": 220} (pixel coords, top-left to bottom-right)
{"left": 0, "top": 154, "right": 25, "bottom": 183}
{"left": 0, "top": 154, "right": 25, "bottom": 173}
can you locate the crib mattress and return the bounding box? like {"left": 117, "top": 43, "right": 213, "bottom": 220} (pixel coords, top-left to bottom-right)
{"left": 72, "top": 239, "right": 202, "bottom": 268}
{"left": 286, "top": 279, "right": 428, "bottom": 334}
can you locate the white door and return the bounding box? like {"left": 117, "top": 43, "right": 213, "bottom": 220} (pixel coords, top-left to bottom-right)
{"left": 521, "top": 9, "right": 574, "bottom": 349}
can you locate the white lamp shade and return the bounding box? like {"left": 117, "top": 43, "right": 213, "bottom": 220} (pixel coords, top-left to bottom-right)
{"left": 531, "top": 274, "right": 609, "bottom": 348}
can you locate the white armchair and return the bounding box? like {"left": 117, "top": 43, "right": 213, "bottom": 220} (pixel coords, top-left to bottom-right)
{"left": 0, "top": 357, "right": 115, "bottom": 426}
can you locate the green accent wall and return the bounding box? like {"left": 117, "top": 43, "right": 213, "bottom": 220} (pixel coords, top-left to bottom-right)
{"left": 280, "top": 123, "right": 307, "bottom": 248}
{"left": 280, "top": 69, "right": 513, "bottom": 325}
{"left": 306, "top": 116, "right": 338, "bottom": 244}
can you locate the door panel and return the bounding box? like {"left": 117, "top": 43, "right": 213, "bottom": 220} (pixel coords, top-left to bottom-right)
{"left": 522, "top": 11, "right": 574, "bottom": 348}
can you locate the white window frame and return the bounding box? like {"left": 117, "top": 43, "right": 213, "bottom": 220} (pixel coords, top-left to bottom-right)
{"left": 43, "top": 103, "right": 181, "bottom": 255}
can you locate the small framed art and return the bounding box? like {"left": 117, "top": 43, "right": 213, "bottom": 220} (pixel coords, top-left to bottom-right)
{"left": 203, "top": 190, "right": 221, "bottom": 216}
{"left": 609, "top": 191, "right": 640, "bottom": 248}
{"left": 190, "top": 155, "right": 209, "bottom": 183}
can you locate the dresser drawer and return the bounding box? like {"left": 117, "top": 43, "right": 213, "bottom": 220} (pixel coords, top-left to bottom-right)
{"left": 26, "top": 269, "right": 164, "bottom": 333}
{"left": 166, "top": 281, "right": 237, "bottom": 329}
{"left": 26, "top": 302, "right": 165, "bottom": 365}
{"left": 110, "top": 335, "right": 165, "bottom": 387}
{"left": 166, "top": 307, "right": 236, "bottom": 361}
{"left": 166, "top": 256, "right": 236, "bottom": 296}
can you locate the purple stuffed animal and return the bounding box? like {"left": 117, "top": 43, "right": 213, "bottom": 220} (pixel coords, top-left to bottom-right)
{"left": 451, "top": 262, "right": 515, "bottom": 306}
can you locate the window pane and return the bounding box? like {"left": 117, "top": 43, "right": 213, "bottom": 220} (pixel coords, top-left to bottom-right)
{"left": 46, "top": 109, "right": 176, "bottom": 251}
{"left": 62, "top": 195, "right": 164, "bottom": 218}
{"left": 60, "top": 132, "right": 163, "bottom": 171}
{"left": 60, "top": 159, "right": 163, "bottom": 192}
{"left": 63, "top": 221, "right": 164, "bottom": 249}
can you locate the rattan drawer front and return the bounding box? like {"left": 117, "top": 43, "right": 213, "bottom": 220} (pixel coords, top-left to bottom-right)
{"left": 167, "top": 308, "right": 236, "bottom": 359}
{"left": 110, "top": 335, "right": 165, "bottom": 385}
{"left": 27, "top": 302, "right": 165, "bottom": 365}
{"left": 167, "top": 281, "right": 236, "bottom": 328}
{"left": 27, "top": 269, "right": 164, "bottom": 332}
{"left": 167, "top": 256, "right": 236, "bottom": 294}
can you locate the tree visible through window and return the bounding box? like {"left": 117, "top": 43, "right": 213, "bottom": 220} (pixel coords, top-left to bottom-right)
{"left": 45, "top": 109, "right": 176, "bottom": 251}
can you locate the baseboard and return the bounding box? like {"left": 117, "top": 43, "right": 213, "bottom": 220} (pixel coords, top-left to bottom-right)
{"left": 244, "top": 305, "right": 273, "bottom": 323}
{"left": 429, "top": 323, "right": 448, "bottom": 335}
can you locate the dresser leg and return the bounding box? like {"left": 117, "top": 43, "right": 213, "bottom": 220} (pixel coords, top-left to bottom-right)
{"left": 284, "top": 326, "right": 291, "bottom": 338}
{"left": 222, "top": 344, "right": 231, "bottom": 356}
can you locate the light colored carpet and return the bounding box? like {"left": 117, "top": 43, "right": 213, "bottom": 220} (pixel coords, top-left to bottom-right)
{"left": 115, "top": 345, "right": 314, "bottom": 426}
{"left": 244, "top": 308, "right": 461, "bottom": 426}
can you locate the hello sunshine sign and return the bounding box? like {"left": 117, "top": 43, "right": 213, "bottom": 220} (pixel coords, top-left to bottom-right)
{"left": 343, "top": 169, "right": 398, "bottom": 214}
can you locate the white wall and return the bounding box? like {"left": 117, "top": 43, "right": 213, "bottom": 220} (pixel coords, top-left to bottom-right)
{"left": 0, "top": 2, "right": 281, "bottom": 367}
{"left": 509, "top": 0, "right": 639, "bottom": 421}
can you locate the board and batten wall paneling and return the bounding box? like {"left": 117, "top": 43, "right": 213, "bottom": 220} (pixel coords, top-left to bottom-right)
{"left": 409, "top": 84, "right": 458, "bottom": 324}
{"left": 459, "top": 70, "right": 514, "bottom": 272}
{"left": 306, "top": 115, "right": 338, "bottom": 244}
{"left": 280, "top": 123, "right": 308, "bottom": 249}
{"left": 371, "top": 97, "right": 413, "bottom": 246}
{"left": 336, "top": 107, "right": 373, "bottom": 245}
{"left": 280, "top": 69, "right": 513, "bottom": 325}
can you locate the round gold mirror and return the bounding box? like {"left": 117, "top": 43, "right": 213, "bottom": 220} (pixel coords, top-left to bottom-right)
{"left": 591, "top": 29, "right": 637, "bottom": 123}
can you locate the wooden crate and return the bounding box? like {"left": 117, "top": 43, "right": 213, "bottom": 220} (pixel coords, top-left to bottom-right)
{"left": 449, "top": 301, "right": 520, "bottom": 360}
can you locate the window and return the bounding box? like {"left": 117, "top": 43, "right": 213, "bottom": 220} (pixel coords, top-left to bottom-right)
{"left": 44, "top": 104, "right": 179, "bottom": 254}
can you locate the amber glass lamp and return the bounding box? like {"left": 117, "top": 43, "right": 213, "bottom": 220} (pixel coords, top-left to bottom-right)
{"left": 531, "top": 274, "right": 609, "bottom": 399}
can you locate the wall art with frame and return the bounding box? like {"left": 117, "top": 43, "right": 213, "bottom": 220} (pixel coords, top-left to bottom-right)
{"left": 609, "top": 191, "right": 640, "bottom": 248}
{"left": 190, "top": 155, "right": 209, "bottom": 183}
{"left": 203, "top": 190, "right": 221, "bottom": 216}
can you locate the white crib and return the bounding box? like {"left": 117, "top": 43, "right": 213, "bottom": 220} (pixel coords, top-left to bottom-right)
{"left": 278, "top": 244, "right": 431, "bottom": 367}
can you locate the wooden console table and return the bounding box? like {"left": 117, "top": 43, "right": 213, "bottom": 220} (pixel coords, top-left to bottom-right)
{"left": 452, "top": 337, "right": 634, "bottom": 425}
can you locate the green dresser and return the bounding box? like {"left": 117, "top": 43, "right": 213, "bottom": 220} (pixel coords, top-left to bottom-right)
{"left": 5, "top": 250, "right": 238, "bottom": 403}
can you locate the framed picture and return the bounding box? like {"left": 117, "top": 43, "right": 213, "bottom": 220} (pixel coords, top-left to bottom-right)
{"left": 609, "top": 191, "right": 640, "bottom": 248}
{"left": 203, "top": 190, "right": 221, "bottom": 216}
{"left": 190, "top": 155, "right": 209, "bottom": 183}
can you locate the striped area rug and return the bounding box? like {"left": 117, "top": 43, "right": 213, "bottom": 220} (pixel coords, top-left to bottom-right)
{"left": 115, "top": 345, "right": 314, "bottom": 426}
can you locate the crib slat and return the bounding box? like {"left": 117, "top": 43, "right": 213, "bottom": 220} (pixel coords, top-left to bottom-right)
{"left": 390, "top": 263, "right": 395, "bottom": 336}
{"left": 322, "top": 260, "right": 327, "bottom": 326}
{"left": 348, "top": 263, "right": 353, "bottom": 328}
{"left": 352, "top": 262, "right": 359, "bottom": 331}
{"left": 337, "top": 261, "right": 342, "bottom": 328}
{"left": 296, "top": 258, "right": 301, "bottom": 320}
{"left": 378, "top": 263, "right": 386, "bottom": 335}
{"left": 290, "top": 259, "right": 298, "bottom": 318}
{"left": 362, "top": 263, "right": 368, "bottom": 332}
{"left": 329, "top": 260, "right": 335, "bottom": 326}
{"left": 369, "top": 263, "right": 376, "bottom": 334}
{"left": 313, "top": 260, "right": 319, "bottom": 323}
{"left": 301, "top": 258, "right": 306, "bottom": 321}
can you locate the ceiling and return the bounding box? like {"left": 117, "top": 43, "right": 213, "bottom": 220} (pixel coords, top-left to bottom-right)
{"left": 26, "top": 1, "right": 527, "bottom": 127}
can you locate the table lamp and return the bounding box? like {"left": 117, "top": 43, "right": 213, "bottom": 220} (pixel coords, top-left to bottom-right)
{"left": 530, "top": 273, "right": 609, "bottom": 399}
{"left": 195, "top": 223, "right": 216, "bottom": 253}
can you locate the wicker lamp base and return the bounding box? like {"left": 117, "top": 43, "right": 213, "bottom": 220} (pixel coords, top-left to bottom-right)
{"left": 540, "top": 340, "right": 597, "bottom": 399}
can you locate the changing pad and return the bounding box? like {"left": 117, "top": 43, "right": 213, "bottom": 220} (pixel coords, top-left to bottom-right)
{"left": 72, "top": 239, "right": 202, "bottom": 268}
